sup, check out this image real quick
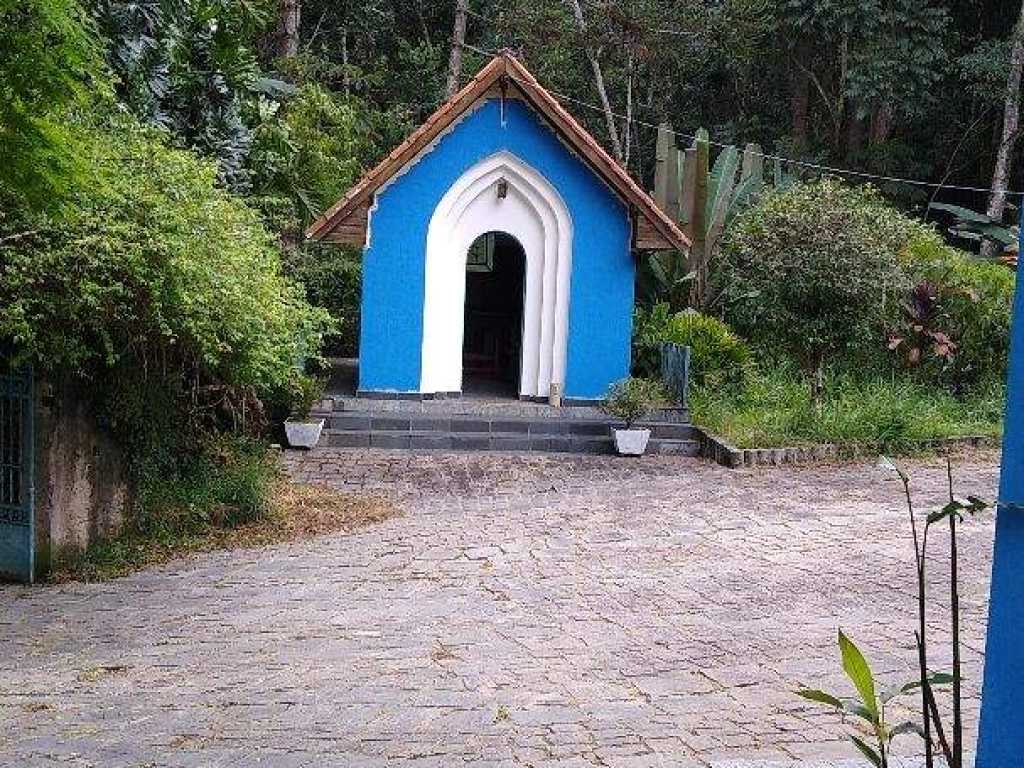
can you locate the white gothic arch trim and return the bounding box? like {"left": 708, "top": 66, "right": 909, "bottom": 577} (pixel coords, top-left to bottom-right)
{"left": 420, "top": 151, "right": 573, "bottom": 397}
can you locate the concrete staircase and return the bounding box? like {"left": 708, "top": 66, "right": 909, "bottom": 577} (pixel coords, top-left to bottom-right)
{"left": 311, "top": 404, "right": 699, "bottom": 456}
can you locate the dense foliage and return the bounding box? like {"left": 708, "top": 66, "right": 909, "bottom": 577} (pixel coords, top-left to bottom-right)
{"left": 0, "top": 117, "right": 332, "bottom": 534}
{"left": 0, "top": 0, "right": 103, "bottom": 210}
{"left": 719, "top": 180, "right": 909, "bottom": 394}
{"left": 633, "top": 305, "right": 751, "bottom": 385}
{"left": 899, "top": 231, "right": 1015, "bottom": 388}
{"left": 287, "top": 0, "right": 1024, "bottom": 218}
{"left": 0, "top": 119, "right": 330, "bottom": 394}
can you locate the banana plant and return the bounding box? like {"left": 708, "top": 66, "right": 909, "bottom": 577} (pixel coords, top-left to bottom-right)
{"left": 649, "top": 123, "right": 796, "bottom": 309}
{"left": 798, "top": 630, "right": 947, "bottom": 767}
{"left": 928, "top": 202, "right": 1019, "bottom": 259}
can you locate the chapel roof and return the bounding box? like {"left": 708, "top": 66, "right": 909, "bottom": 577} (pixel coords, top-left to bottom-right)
{"left": 306, "top": 52, "right": 689, "bottom": 252}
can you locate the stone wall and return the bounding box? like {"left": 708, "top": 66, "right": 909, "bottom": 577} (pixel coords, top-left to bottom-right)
{"left": 33, "top": 375, "right": 130, "bottom": 573}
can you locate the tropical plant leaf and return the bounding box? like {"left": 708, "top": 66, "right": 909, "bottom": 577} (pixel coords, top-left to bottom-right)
{"left": 838, "top": 630, "right": 878, "bottom": 720}
{"left": 928, "top": 500, "right": 965, "bottom": 524}
{"left": 839, "top": 699, "right": 877, "bottom": 723}
{"left": 889, "top": 720, "right": 927, "bottom": 741}
{"left": 928, "top": 203, "right": 995, "bottom": 224}
{"left": 849, "top": 735, "right": 883, "bottom": 767}
{"left": 979, "top": 224, "right": 1018, "bottom": 246}
{"left": 965, "top": 495, "right": 989, "bottom": 513}
{"left": 796, "top": 687, "right": 843, "bottom": 709}
{"left": 252, "top": 77, "right": 298, "bottom": 98}
{"left": 888, "top": 671, "right": 955, "bottom": 702}
{"left": 877, "top": 455, "right": 909, "bottom": 483}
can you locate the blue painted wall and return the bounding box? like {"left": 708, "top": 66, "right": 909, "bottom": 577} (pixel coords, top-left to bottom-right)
{"left": 358, "top": 99, "right": 634, "bottom": 399}
{"left": 976, "top": 214, "right": 1024, "bottom": 765}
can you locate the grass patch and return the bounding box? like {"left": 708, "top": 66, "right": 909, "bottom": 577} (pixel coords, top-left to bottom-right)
{"left": 691, "top": 367, "right": 1005, "bottom": 452}
{"left": 49, "top": 468, "right": 397, "bottom": 581}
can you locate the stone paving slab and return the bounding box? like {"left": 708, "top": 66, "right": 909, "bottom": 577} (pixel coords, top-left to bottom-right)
{"left": 0, "top": 450, "right": 999, "bottom": 767}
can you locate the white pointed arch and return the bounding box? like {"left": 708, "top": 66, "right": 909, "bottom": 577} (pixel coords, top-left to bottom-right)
{"left": 420, "top": 151, "right": 573, "bottom": 397}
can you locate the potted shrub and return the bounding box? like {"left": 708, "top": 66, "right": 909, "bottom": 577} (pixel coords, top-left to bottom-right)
{"left": 284, "top": 375, "right": 327, "bottom": 449}
{"left": 602, "top": 377, "right": 665, "bottom": 456}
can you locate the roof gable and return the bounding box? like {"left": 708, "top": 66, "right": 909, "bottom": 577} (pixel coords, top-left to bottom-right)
{"left": 305, "top": 53, "right": 689, "bottom": 252}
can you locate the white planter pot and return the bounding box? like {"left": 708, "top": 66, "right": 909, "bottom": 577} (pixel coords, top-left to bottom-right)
{"left": 612, "top": 427, "right": 651, "bottom": 456}
{"left": 285, "top": 418, "right": 325, "bottom": 449}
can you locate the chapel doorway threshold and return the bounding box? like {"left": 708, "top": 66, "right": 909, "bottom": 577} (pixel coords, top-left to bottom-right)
{"left": 460, "top": 374, "right": 519, "bottom": 402}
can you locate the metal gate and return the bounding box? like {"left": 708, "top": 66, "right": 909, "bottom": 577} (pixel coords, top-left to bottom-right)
{"left": 0, "top": 366, "right": 34, "bottom": 583}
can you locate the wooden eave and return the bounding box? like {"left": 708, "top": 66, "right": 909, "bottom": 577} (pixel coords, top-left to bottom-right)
{"left": 305, "top": 53, "right": 690, "bottom": 253}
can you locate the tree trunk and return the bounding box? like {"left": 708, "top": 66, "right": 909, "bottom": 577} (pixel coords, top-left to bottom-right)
{"left": 565, "top": 0, "right": 624, "bottom": 163}
{"left": 870, "top": 102, "right": 892, "bottom": 144}
{"left": 983, "top": 0, "right": 1024, "bottom": 257}
{"left": 445, "top": 0, "right": 469, "bottom": 98}
{"left": 623, "top": 49, "right": 634, "bottom": 168}
{"left": 275, "top": 0, "right": 300, "bottom": 59}
{"left": 789, "top": 45, "right": 810, "bottom": 152}
{"left": 342, "top": 27, "right": 350, "bottom": 96}
{"left": 845, "top": 108, "right": 865, "bottom": 161}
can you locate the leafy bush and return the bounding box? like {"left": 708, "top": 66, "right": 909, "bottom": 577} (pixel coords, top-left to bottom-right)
{"left": 602, "top": 377, "right": 667, "bottom": 428}
{"left": 283, "top": 243, "right": 362, "bottom": 356}
{"left": 0, "top": 118, "right": 332, "bottom": 395}
{"left": 898, "top": 229, "right": 1014, "bottom": 388}
{"left": 667, "top": 310, "right": 751, "bottom": 385}
{"left": 633, "top": 304, "right": 751, "bottom": 385}
{"left": 0, "top": 117, "right": 332, "bottom": 528}
{"left": 720, "top": 179, "right": 910, "bottom": 399}
{"left": 632, "top": 303, "right": 674, "bottom": 378}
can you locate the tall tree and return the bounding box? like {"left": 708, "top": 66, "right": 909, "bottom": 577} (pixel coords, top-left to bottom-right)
{"left": 275, "top": 0, "right": 301, "bottom": 59}
{"left": 565, "top": 0, "right": 623, "bottom": 162}
{"left": 445, "top": 0, "right": 469, "bottom": 98}
{"left": 985, "top": 0, "right": 1024, "bottom": 256}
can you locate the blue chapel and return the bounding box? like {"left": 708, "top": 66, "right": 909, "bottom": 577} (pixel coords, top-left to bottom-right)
{"left": 307, "top": 53, "right": 688, "bottom": 402}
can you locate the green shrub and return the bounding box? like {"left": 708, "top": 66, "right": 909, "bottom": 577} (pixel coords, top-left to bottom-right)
{"left": 0, "top": 118, "right": 332, "bottom": 393}
{"left": 665, "top": 310, "right": 751, "bottom": 385}
{"left": 898, "top": 229, "right": 1014, "bottom": 388}
{"left": 632, "top": 303, "right": 674, "bottom": 378}
{"left": 602, "top": 377, "right": 667, "bottom": 428}
{"left": 719, "top": 179, "right": 910, "bottom": 398}
{"left": 633, "top": 304, "right": 751, "bottom": 385}
{"left": 0, "top": 117, "right": 332, "bottom": 530}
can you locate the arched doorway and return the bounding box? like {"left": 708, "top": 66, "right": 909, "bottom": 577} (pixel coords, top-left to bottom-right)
{"left": 462, "top": 232, "right": 526, "bottom": 396}
{"left": 420, "top": 151, "right": 574, "bottom": 398}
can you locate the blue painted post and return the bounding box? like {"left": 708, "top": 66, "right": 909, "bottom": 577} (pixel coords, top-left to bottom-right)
{"left": 976, "top": 209, "right": 1024, "bottom": 764}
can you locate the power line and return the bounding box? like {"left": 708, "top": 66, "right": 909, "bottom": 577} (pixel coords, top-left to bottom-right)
{"left": 504, "top": 73, "right": 1024, "bottom": 198}
{"left": 451, "top": 7, "right": 1016, "bottom": 197}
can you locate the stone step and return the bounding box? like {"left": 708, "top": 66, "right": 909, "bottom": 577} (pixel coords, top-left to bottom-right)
{"left": 323, "top": 428, "right": 700, "bottom": 456}
{"left": 322, "top": 412, "right": 695, "bottom": 441}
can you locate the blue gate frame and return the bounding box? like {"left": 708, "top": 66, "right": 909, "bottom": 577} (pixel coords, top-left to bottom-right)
{"left": 0, "top": 366, "right": 34, "bottom": 583}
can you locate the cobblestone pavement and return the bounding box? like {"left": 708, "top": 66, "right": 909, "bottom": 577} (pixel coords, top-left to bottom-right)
{"left": 0, "top": 450, "right": 1000, "bottom": 768}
